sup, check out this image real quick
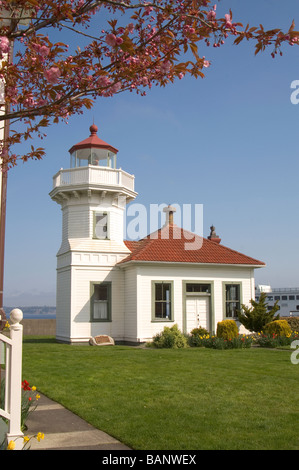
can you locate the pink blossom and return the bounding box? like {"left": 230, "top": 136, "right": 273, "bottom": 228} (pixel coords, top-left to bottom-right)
{"left": 127, "top": 23, "right": 134, "bottom": 33}
{"left": 40, "top": 45, "right": 50, "bottom": 57}
{"left": 98, "top": 75, "right": 111, "bottom": 87}
{"left": 105, "top": 33, "right": 117, "bottom": 47}
{"left": 207, "top": 4, "right": 216, "bottom": 21}
{"left": 207, "top": 10, "right": 216, "bottom": 20}
{"left": 202, "top": 57, "right": 211, "bottom": 68}
{"left": 44, "top": 66, "right": 61, "bottom": 84}
{"left": 110, "top": 82, "right": 121, "bottom": 93}
{"left": 160, "top": 60, "right": 172, "bottom": 74}
{"left": 0, "top": 36, "right": 9, "bottom": 54}
{"left": 224, "top": 13, "right": 232, "bottom": 29}
{"left": 37, "top": 98, "right": 48, "bottom": 107}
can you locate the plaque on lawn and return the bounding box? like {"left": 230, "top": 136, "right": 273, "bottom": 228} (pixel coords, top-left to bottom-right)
{"left": 89, "top": 335, "right": 115, "bottom": 346}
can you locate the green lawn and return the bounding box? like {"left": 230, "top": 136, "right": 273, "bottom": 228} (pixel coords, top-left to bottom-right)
{"left": 22, "top": 337, "right": 299, "bottom": 450}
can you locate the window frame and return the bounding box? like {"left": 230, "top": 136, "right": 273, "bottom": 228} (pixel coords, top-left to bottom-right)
{"left": 151, "top": 281, "right": 174, "bottom": 322}
{"left": 90, "top": 281, "right": 112, "bottom": 322}
{"left": 223, "top": 282, "right": 242, "bottom": 319}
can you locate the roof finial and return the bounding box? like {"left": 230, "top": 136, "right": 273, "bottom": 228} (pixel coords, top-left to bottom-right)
{"left": 89, "top": 123, "right": 98, "bottom": 135}
{"left": 208, "top": 225, "right": 221, "bottom": 244}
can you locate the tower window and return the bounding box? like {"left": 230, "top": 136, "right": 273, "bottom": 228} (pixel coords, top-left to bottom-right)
{"left": 93, "top": 212, "right": 109, "bottom": 239}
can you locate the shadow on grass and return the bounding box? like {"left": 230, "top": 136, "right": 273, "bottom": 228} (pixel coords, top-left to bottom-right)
{"left": 23, "top": 336, "right": 56, "bottom": 344}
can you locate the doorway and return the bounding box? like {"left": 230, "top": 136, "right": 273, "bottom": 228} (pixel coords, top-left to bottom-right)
{"left": 186, "top": 296, "right": 210, "bottom": 332}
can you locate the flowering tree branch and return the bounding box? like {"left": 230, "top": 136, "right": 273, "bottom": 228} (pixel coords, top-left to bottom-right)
{"left": 0, "top": 0, "right": 298, "bottom": 167}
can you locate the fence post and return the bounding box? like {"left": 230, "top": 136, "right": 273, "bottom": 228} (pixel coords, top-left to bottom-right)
{"left": 6, "top": 308, "right": 23, "bottom": 450}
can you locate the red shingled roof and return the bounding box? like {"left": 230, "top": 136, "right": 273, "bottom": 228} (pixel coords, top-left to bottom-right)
{"left": 120, "top": 224, "right": 265, "bottom": 266}
{"left": 68, "top": 124, "right": 118, "bottom": 155}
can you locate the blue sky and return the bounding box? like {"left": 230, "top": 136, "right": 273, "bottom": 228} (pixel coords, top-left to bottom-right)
{"left": 3, "top": 0, "right": 299, "bottom": 306}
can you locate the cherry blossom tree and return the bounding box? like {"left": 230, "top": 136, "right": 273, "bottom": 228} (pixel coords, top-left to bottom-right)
{"left": 0, "top": 0, "right": 298, "bottom": 167}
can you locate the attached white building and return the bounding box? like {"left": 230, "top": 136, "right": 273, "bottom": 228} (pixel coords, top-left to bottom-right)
{"left": 50, "top": 124, "right": 265, "bottom": 344}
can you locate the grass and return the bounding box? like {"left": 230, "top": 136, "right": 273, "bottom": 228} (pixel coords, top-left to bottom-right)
{"left": 22, "top": 336, "right": 299, "bottom": 450}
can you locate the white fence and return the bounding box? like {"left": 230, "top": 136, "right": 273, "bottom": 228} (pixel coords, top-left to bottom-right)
{"left": 0, "top": 309, "right": 23, "bottom": 450}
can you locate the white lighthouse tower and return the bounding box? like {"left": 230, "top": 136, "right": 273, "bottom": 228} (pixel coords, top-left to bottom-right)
{"left": 50, "top": 123, "right": 137, "bottom": 343}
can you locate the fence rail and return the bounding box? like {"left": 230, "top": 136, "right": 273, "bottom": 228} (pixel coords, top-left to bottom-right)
{"left": 0, "top": 309, "right": 23, "bottom": 450}
{"left": 52, "top": 165, "right": 135, "bottom": 192}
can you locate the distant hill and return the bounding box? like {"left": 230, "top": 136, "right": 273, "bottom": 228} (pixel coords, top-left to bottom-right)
{"left": 3, "top": 306, "right": 56, "bottom": 317}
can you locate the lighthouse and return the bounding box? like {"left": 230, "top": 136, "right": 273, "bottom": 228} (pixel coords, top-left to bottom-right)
{"left": 50, "top": 122, "right": 265, "bottom": 346}
{"left": 50, "top": 124, "right": 137, "bottom": 343}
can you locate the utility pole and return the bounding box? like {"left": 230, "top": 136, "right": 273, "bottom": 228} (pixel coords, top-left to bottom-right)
{"left": 0, "top": 40, "right": 12, "bottom": 317}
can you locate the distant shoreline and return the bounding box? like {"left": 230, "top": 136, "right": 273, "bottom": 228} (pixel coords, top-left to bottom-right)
{"left": 3, "top": 306, "right": 56, "bottom": 320}
{"left": 23, "top": 314, "right": 56, "bottom": 319}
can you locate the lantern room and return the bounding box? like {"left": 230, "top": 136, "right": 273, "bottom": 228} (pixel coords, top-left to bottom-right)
{"left": 68, "top": 123, "right": 118, "bottom": 169}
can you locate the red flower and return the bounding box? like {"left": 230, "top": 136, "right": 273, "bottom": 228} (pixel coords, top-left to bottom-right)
{"left": 22, "top": 380, "right": 31, "bottom": 391}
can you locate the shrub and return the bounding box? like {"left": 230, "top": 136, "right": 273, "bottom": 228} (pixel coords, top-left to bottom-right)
{"left": 237, "top": 292, "right": 280, "bottom": 333}
{"left": 216, "top": 320, "right": 238, "bottom": 340}
{"left": 264, "top": 320, "right": 291, "bottom": 337}
{"left": 190, "top": 327, "right": 209, "bottom": 337}
{"left": 152, "top": 324, "right": 188, "bottom": 349}
{"left": 284, "top": 316, "right": 299, "bottom": 332}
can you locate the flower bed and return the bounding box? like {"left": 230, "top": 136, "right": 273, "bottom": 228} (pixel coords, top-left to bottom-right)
{"left": 189, "top": 333, "right": 253, "bottom": 349}
{"left": 1, "top": 378, "right": 44, "bottom": 450}
{"left": 253, "top": 331, "right": 299, "bottom": 348}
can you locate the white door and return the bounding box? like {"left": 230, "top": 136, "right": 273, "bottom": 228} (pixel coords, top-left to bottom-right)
{"left": 186, "top": 296, "right": 210, "bottom": 332}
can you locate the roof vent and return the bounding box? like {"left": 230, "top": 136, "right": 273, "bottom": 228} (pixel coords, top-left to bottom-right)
{"left": 208, "top": 225, "right": 221, "bottom": 244}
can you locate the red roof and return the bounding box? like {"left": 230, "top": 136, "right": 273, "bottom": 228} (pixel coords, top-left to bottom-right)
{"left": 68, "top": 124, "right": 118, "bottom": 154}
{"left": 119, "top": 224, "right": 265, "bottom": 266}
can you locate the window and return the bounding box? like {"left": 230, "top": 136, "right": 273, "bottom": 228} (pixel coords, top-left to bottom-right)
{"left": 186, "top": 283, "right": 211, "bottom": 293}
{"left": 289, "top": 295, "right": 295, "bottom": 300}
{"left": 282, "top": 295, "right": 287, "bottom": 301}
{"left": 225, "top": 284, "right": 241, "bottom": 318}
{"left": 153, "top": 282, "right": 172, "bottom": 320}
{"left": 91, "top": 282, "right": 111, "bottom": 321}
{"left": 274, "top": 296, "right": 280, "bottom": 300}
{"left": 93, "top": 212, "right": 108, "bottom": 239}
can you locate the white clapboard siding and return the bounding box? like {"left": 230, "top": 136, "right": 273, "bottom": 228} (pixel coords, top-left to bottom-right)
{"left": 56, "top": 268, "right": 72, "bottom": 342}
{"left": 124, "top": 266, "right": 138, "bottom": 342}
{"left": 131, "top": 264, "right": 255, "bottom": 342}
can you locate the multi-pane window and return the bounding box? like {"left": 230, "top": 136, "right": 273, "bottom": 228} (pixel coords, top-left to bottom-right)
{"left": 91, "top": 282, "right": 111, "bottom": 321}
{"left": 153, "top": 282, "right": 172, "bottom": 320}
{"left": 225, "top": 284, "right": 241, "bottom": 318}
{"left": 186, "top": 283, "right": 211, "bottom": 293}
{"left": 94, "top": 212, "right": 108, "bottom": 239}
